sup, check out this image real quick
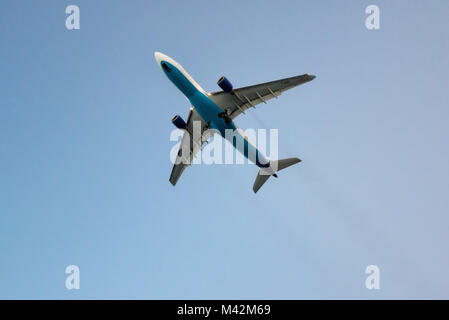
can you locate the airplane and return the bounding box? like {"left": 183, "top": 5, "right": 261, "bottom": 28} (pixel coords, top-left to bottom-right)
{"left": 154, "top": 52, "right": 316, "bottom": 193}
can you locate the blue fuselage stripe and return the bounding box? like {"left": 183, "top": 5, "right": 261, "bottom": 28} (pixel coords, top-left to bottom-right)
{"left": 162, "top": 61, "right": 269, "bottom": 168}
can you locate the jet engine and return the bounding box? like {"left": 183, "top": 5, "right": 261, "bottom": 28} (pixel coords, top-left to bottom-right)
{"left": 217, "top": 76, "right": 233, "bottom": 92}
{"left": 172, "top": 114, "right": 187, "bottom": 129}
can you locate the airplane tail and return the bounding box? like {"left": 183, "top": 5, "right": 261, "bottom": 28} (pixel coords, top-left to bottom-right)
{"left": 253, "top": 157, "right": 301, "bottom": 193}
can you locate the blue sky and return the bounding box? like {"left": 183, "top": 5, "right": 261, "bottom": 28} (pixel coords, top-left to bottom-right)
{"left": 1, "top": 0, "right": 449, "bottom": 299}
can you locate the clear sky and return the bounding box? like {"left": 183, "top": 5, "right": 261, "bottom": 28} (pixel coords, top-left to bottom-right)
{"left": 1, "top": 0, "right": 449, "bottom": 299}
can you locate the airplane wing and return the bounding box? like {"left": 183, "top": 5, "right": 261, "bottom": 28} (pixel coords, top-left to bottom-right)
{"left": 208, "top": 74, "right": 315, "bottom": 120}
{"left": 169, "top": 107, "right": 214, "bottom": 186}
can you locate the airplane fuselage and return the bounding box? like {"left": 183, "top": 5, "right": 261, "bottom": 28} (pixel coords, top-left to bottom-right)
{"left": 155, "top": 52, "right": 272, "bottom": 171}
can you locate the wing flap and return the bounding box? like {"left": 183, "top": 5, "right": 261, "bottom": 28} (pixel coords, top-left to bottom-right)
{"left": 169, "top": 107, "right": 214, "bottom": 185}
{"left": 209, "top": 74, "right": 315, "bottom": 119}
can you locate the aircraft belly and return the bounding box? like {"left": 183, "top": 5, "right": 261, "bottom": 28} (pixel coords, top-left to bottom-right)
{"left": 190, "top": 91, "right": 269, "bottom": 168}
{"left": 189, "top": 91, "right": 233, "bottom": 132}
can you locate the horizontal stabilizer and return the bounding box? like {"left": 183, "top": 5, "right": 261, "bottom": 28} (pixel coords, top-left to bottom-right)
{"left": 253, "top": 173, "right": 271, "bottom": 193}
{"left": 252, "top": 157, "right": 301, "bottom": 193}
{"left": 270, "top": 157, "right": 301, "bottom": 172}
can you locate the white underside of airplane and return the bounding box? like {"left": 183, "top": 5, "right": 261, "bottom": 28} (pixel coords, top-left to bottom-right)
{"left": 155, "top": 52, "right": 316, "bottom": 193}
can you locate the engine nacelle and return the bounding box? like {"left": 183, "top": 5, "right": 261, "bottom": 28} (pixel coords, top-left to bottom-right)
{"left": 172, "top": 114, "right": 187, "bottom": 130}
{"left": 217, "top": 76, "right": 233, "bottom": 92}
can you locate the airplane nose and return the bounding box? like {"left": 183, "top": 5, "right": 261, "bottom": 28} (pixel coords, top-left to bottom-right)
{"left": 155, "top": 52, "right": 170, "bottom": 66}
{"left": 154, "top": 52, "right": 177, "bottom": 72}
{"left": 154, "top": 51, "right": 163, "bottom": 64}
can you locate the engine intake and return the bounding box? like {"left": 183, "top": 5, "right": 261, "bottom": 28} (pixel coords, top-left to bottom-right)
{"left": 217, "top": 76, "right": 233, "bottom": 93}
{"left": 172, "top": 114, "right": 187, "bottom": 129}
